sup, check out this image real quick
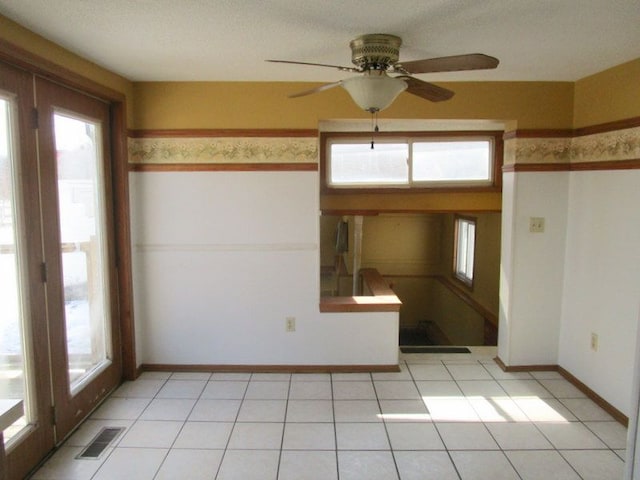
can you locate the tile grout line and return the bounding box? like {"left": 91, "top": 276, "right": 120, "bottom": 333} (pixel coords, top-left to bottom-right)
{"left": 370, "top": 368, "right": 402, "bottom": 480}
{"left": 480, "top": 361, "right": 590, "bottom": 479}
{"left": 475, "top": 365, "right": 529, "bottom": 480}
{"left": 41, "top": 353, "right": 628, "bottom": 480}
{"left": 213, "top": 374, "right": 251, "bottom": 480}
{"left": 444, "top": 357, "right": 566, "bottom": 478}
{"left": 89, "top": 373, "right": 173, "bottom": 480}
{"left": 482, "top": 360, "right": 588, "bottom": 479}
{"left": 474, "top": 361, "right": 531, "bottom": 480}
{"left": 330, "top": 372, "right": 341, "bottom": 480}
{"left": 275, "top": 374, "right": 293, "bottom": 480}
{"left": 564, "top": 398, "right": 625, "bottom": 459}
{"left": 434, "top": 359, "right": 473, "bottom": 480}
{"left": 511, "top": 368, "right": 616, "bottom": 477}
{"left": 518, "top": 398, "right": 588, "bottom": 479}
{"left": 402, "top": 358, "right": 451, "bottom": 476}
{"left": 149, "top": 374, "right": 208, "bottom": 480}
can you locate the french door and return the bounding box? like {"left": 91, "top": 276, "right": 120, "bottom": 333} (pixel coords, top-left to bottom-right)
{"left": 36, "top": 77, "right": 121, "bottom": 440}
{"left": 1, "top": 62, "right": 122, "bottom": 479}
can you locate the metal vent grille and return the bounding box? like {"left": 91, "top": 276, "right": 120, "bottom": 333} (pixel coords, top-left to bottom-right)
{"left": 76, "top": 427, "right": 125, "bottom": 459}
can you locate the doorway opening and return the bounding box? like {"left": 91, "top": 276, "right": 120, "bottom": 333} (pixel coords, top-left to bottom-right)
{"left": 320, "top": 212, "right": 501, "bottom": 347}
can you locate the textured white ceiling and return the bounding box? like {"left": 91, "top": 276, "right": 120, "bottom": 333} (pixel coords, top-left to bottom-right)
{"left": 1, "top": 0, "right": 639, "bottom": 82}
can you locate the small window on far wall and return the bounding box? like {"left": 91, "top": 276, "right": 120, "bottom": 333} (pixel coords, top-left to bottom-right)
{"left": 454, "top": 215, "right": 476, "bottom": 288}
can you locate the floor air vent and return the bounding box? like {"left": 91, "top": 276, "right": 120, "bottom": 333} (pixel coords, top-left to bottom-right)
{"left": 76, "top": 427, "right": 125, "bottom": 459}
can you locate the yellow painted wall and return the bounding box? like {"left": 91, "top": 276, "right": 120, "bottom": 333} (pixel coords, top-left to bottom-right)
{"left": 0, "top": 14, "right": 134, "bottom": 124}
{"left": 3, "top": 11, "right": 639, "bottom": 133}
{"left": 320, "top": 190, "right": 502, "bottom": 214}
{"left": 574, "top": 58, "right": 640, "bottom": 128}
{"left": 132, "top": 80, "right": 574, "bottom": 130}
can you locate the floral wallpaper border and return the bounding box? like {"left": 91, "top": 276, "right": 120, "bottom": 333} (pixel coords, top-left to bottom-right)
{"left": 128, "top": 126, "right": 639, "bottom": 166}
{"left": 504, "top": 125, "right": 640, "bottom": 165}
{"left": 128, "top": 136, "right": 318, "bottom": 164}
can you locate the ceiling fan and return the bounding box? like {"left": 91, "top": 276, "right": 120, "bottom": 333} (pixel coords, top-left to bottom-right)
{"left": 268, "top": 34, "right": 499, "bottom": 113}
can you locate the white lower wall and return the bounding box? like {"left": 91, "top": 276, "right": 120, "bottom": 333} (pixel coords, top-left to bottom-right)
{"left": 498, "top": 172, "right": 515, "bottom": 363}
{"left": 500, "top": 167, "right": 640, "bottom": 417}
{"left": 129, "top": 170, "right": 398, "bottom": 367}
{"left": 559, "top": 170, "right": 640, "bottom": 415}
{"left": 499, "top": 171, "right": 569, "bottom": 366}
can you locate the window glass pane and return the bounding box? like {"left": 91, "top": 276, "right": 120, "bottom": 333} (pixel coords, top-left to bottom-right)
{"left": 54, "top": 112, "right": 111, "bottom": 393}
{"left": 329, "top": 142, "right": 408, "bottom": 186}
{"left": 413, "top": 140, "right": 491, "bottom": 183}
{"left": 465, "top": 222, "right": 475, "bottom": 278}
{"left": 456, "top": 221, "right": 468, "bottom": 274}
{"left": 455, "top": 217, "right": 475, "bottom": 285}
{"left": 0, "top": 96, "right": 32, "bottom": 443}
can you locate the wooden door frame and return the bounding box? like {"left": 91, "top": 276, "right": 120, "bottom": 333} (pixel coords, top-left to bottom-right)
{"left": 0, "top": 56, "right": 55, "bottom": 480}
{"left": 35, "top": 77, "right": 124, "bottom": 441}
{"left": 0, "top": 39, "right": 137, "bottom": 381}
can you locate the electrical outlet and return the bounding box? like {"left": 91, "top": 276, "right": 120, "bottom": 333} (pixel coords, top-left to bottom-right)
{"left": 590, "top": 332, "right": 598, "bottom": 351}
{"left": 285, "top": 317, "right": 296, "bottom": 332}
{"left": 529, "top": 217, "right": 545, "bottom": 233}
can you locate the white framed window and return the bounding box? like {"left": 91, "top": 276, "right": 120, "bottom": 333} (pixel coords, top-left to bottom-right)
{"left": 454, "top": 215, "right": 476, "bottom": 288}
{"left": 329, "top": 140, "right": 409, "bottom": 187}
{"left": 412, "top": 139, "right": 492, "bottom": 185}
{"left": 323, "top": 132, "right": 498, "bottom": 190}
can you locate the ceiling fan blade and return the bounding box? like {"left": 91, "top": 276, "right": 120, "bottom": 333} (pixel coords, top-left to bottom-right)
{"left": 288, "top": 81, "right": 342, "bottom": 98}
{"left": 266, "top": 59, "right": 359, "bottom": 72}
{"left": 397, "top": 53, "right": 499, "bottom": 74}
{"left": 397, "top": 76, "right": 455, "bottom": 102}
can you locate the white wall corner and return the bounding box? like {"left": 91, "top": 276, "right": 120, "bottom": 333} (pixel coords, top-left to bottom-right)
{"left": 497, "top": 171, "right": 516, "bottom": 364}
{"left": 499, "top": 171, "right": 569, "bottom": 366}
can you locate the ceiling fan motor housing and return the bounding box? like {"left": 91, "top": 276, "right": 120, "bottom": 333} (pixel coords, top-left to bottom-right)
{"left": 350, "top": 34, "right": 401, "bottom": 70}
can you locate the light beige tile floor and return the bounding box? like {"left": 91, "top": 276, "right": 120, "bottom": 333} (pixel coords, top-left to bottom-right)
{"left": 30, "top": 347, "right": 627, "bottom": 479}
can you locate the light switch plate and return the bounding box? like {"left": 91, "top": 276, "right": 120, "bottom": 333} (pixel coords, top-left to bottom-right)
{"left": 529, "top": 217, "right": 545, "bottom": 233}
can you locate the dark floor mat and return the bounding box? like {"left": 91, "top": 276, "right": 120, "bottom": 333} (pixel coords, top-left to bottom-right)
{"left": 400, "top": 346, "right": 471, "bottom": 354}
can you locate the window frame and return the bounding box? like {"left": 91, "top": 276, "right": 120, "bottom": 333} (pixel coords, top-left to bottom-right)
{"left": 320, "top": 130, "right": 503, "bottom": 193}
{"left": 453, "top": 214, "right": 477, "bottom": 289}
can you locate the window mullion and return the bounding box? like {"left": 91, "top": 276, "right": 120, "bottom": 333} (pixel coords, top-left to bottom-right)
{"left": 407, "top": 140, "right": 413, "bottom": 186}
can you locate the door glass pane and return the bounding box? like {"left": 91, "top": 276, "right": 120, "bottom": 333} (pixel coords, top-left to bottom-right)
{"left": 0, "top": 96, "right": 31, "bottom": 443}
{"left": 53, "top": 112, "right": 111, "bottom": 394}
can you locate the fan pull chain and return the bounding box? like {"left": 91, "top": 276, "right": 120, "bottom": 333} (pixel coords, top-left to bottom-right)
{"left": 370, "top": 111, "right": 379, "bottom": 149}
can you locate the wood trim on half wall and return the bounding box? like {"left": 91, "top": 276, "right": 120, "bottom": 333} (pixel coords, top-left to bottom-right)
{"left": 574, "top": 116, "right": 640, "bottom": 137}
{"left": 503, "top": 159, "right": 640, "bottom": 173}
{"left": 503, "top": 129, "right": 575, "bottom": 140}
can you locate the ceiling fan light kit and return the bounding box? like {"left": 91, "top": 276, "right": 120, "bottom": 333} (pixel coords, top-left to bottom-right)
{"left": 268, "top": 33, "right": 499, "bottom": 113}
{"left": 342, "top": 71, "right": 408, "bottom": 113}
